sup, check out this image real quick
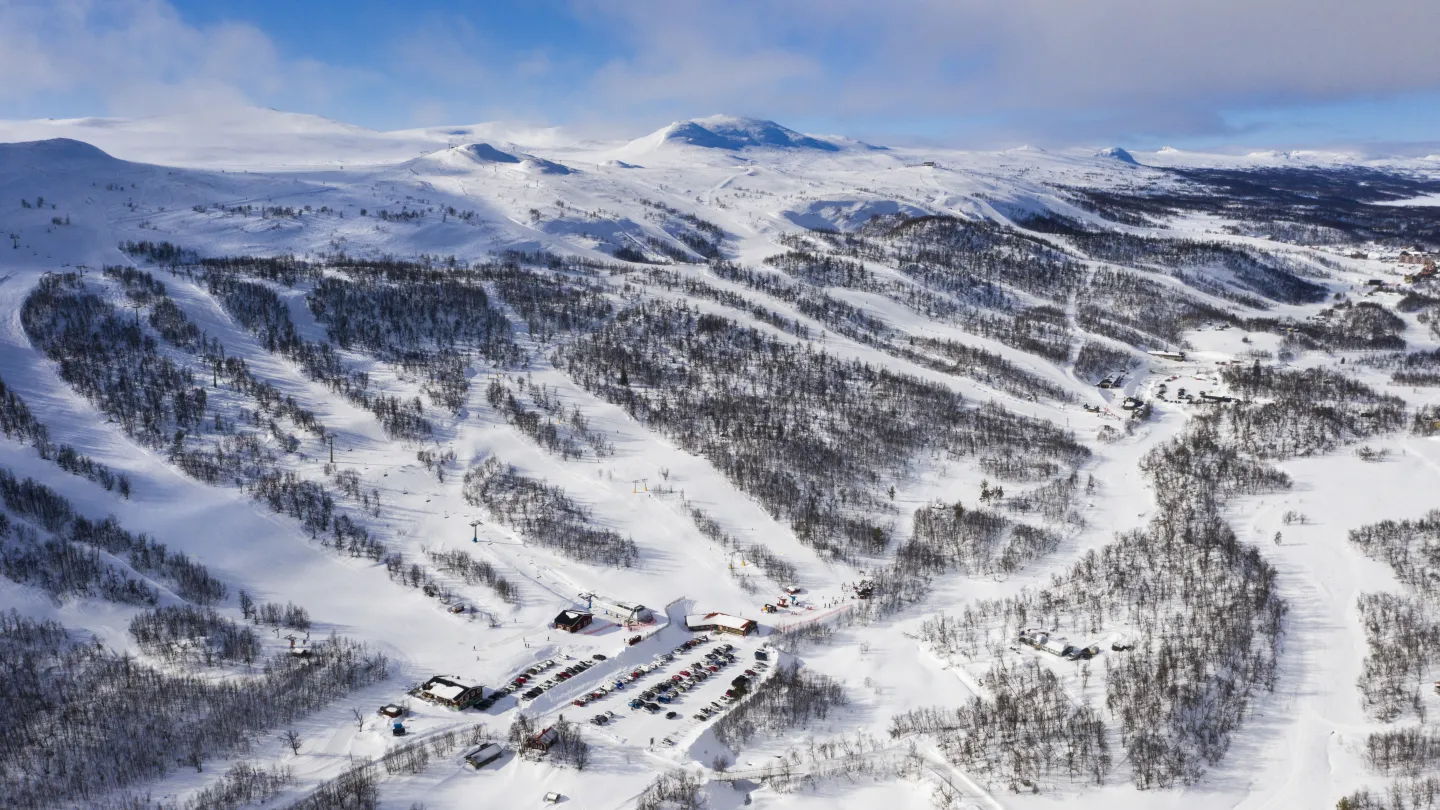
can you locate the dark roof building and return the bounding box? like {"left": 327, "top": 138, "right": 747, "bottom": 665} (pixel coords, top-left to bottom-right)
{"left": 553, "top": 610, "right": 593, "bottom": 633}
{"left": 413, "top": 675, "right": 486, "bottom": 710}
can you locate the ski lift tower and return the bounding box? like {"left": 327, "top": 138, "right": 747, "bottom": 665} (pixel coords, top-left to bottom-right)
{"left": 469, "top": 519, "right": 483, "bottom": 543}
{"left": 632, "top": 478, "right": 648, "bottom": 494}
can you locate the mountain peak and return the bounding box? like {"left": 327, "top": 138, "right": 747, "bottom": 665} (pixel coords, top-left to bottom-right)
{"left": 0, "top": 138, "right": 119, "bottom": 167}
{"left": 650, "top": 116, "right": 840, "bottom": 152}
{"left": 1095, "top": 146, "right": 1139, "bottom": 165}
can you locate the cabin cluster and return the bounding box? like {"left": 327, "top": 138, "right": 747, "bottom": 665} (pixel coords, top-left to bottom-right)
{"left": 1018, "top": 628, "right": 1101, "bottom": 661}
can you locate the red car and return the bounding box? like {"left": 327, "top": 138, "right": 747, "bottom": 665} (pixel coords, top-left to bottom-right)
{"left": 706, "top": 665, "right": 719, "bottom": 672}
{"left": 573, "top": 698, "right": 588, "bottom": 707}
{"left": 679, "top": 670, "right": 692, "bottom": 678}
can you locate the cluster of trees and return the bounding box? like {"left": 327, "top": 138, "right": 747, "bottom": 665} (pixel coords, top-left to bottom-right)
{"left": 0, "top": 467, "right": 226, "bottom": 603}
{"left": 889, "top": 660, "right": 1111, "bottom": 789}
{"left": 689, "top": 505, "right": 797, "bottom": 586}
{"left": 40, "top": 268, "right": 480, "bottom": 615}
{"left": 484, "top": 375, "right": 613, "bottom": 460}
{"left": 1348, "top": 506, "right": 1440, "bottom": 803}
{"left": 284, "top": 760, "right": 378, "bottom": 810}
{"left": 240, "top": 594, "right": 313, "bottom": 631}
{"left": 771, "top": 222, "right": 1086, "bottom": 362}
{"left": 1356, "top": 592, "right": 1440, "bottom": 722}
{"left": 1337, "top": 780, "right": 1440, "bottom": 810}
{"left": 0, "top": 516, "right": 158, "bottom": 605}
{"left": 480, "top": 260, "right": 614, "bottom": 341}
{"left": 425, "top": 547, "right": 519, "bottom": 604}
{"left": 709, "top": 260, "right": 894, "bottom": 339}
{"left": 0, "top": 372, "right": 132, "bottom": 495}
{"left": 710, "top": 260, "right": 1068, "bottom": 400}
{"left": 897, "top": 501, "right": 1062, "bottom": 578}
{"left": 23, "top": 273, "right": 374, "bottom": 564}
{"left": 1366, "top": 727, "right": 1440, "bottom": 778}
{"left": 129, "top": 605, "right": 263, "bottom": 666}
{"left": 1391, "top": 348, "right": 1440, "bottom": 388}
{"left": 640, "top": 197, "right": 727, "bottom": 261}
{"left": 1000, "top": 471, "right": 1087, "bottom": 526}
{"left": 636, "top": 770, "right": 706, "bottom": 810}
{"left": 712, "top": 663, "right": 847, "bottom": 749}
{"left": 121, "top": 239, "right": 200, "bottom": 267}
{"left": 851, "top": 214, "right": 1085, "bottom": 306}
{"left": 1074, "top": 342, "right": 1138, "bottom": 384}
{"left": 896, "top": 333, "right": 1073, "bottom": 403}
{"left": 462, "top": 457, "right": 638, "bottom": 567}
{"left": 639, "top": 266, "right": 812, "bottom": 340}
{"left": 203, "top": 272, "right": 431, "bottom": 441}
{"left": 306, "top": 273, "right": 520, "bottom": 411}
{"left": 508, "top": 713, "right": 590, "bottom": 769}
{"left": 1249, "top": 300, "right": 1407, "bottom": 353}
{"left": 1087, "top": 165, "right": 1440, "bottom": 248}
{"left": 1214, "top": 363, "right": 1407, "bottom": 459}
{"left": 23, "top": 273, "right": 212, "bottom": 447}
{"left": 1077, "top": 269, "right": 1229, "bottom": 350}
{"left": 1065, "top": 229, "right": 1327, "bottom": 305}
{"left": 98, "top": 761, "right": 295, "bottom": 810}
{"left": 378, "top": 725, "right": 487, "bottom": 776}
{"left": 558, "top": 301, "right": 1086, "bottom": 560}
{"left": 0, "top": 611, "right": 389, "bottom": 809}
{"left": 1351, "top": 512, "right": 1440, "bottom": 601}
{"left": 895, "top": 420, "right": 1289, "bottom": 790}
{"left": 105, "top": 266, "right": 327, "bottom": 441}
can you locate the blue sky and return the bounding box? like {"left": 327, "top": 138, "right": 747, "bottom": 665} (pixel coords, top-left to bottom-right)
{"left": 2, "top": 0, "right": 1439, "bottom": 152}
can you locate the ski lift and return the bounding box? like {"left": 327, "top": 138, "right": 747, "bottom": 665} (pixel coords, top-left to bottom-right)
{"left": 632, "top": 478, "right": 648, "bottom": 493}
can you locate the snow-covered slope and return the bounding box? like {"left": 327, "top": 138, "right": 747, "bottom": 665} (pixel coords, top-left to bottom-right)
{"left": 2, "top": 109, "right": 1440, "bottom": 810}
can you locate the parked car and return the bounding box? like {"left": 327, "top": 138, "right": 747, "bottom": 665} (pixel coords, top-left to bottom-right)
{"left": 592, "top": 653, "right": 607, "bottom": 661}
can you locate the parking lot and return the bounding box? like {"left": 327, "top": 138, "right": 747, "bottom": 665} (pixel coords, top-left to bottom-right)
{"left": 559, "top": 632, "right": 775, "bottom": 750}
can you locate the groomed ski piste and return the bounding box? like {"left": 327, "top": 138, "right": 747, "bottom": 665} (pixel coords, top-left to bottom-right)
{"left": 0, "top": 108, "right": 1439, "bottom": 810}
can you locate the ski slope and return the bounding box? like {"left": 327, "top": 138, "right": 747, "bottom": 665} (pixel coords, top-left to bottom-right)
{"left": 0, "top": 108, "right": 1439, "bottom": 810}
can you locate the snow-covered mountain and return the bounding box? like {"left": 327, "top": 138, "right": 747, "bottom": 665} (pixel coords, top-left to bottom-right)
{"left": 1, "top": 109, "right": 1440, "bottom": 810}
{"left": 1095, "top": 146, "right": 1140, "bottom": 165}
{"left": 633, "top": 115, "right": 844, "bottom": 153}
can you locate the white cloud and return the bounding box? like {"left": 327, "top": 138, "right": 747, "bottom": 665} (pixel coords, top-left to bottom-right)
{"left": 0, "top": 0, "right": 344, "bottom": 117}
{"left": 569, "top": 0, "right": 1440, "bottom": 139}
{"left": 2, "top": 0, "right": 1437, "bottom": 144}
